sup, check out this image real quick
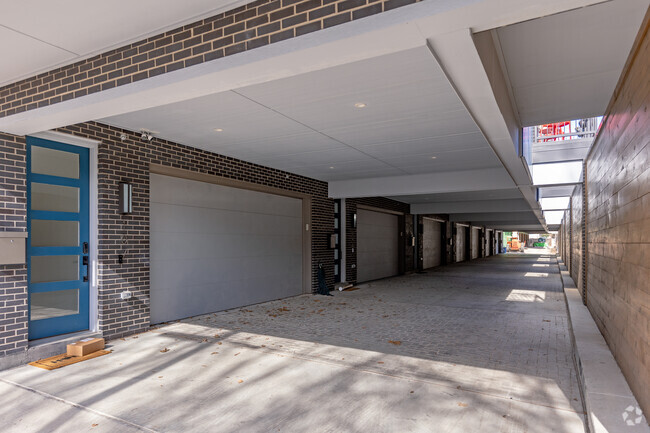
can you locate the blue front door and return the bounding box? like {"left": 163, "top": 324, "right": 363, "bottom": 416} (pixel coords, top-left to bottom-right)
{"left": 27, "top": 137, "right": 90, "bottom": 340}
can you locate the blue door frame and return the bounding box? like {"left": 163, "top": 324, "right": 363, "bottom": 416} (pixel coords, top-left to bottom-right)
{"left": 27, "top": 137, "right": 90, "bottom": 340}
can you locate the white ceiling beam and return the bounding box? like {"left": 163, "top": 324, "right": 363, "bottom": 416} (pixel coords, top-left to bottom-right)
{"left": 0, "top": 0, "right": 609, "bottom": 136}
{"left": 538, "top": 185, "right": 577, "bottom": 198}
{"left": 450, "top": 212, "right": 540, "bottom": 223}
{"left": 489, "top": 224, "right": 547, "bottom": 231}
{"left": 532, "top": 148, "right": 591, "bottom": 164}
{"left": 426, "top": 28, "right": 550, "bottom": 229}
{"left": 412, "top": 198, "right": 530, "bottom": 214}
{"left": 328, "top": 167, "right": 514, "bottom": 199}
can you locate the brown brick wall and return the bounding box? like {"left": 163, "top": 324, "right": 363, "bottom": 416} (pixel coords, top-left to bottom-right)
{"left": 0, "top": 0, "right": 422, "bottom": 119}
{"left": 344, "top": 197, "right": 411, "bottom": 284}
{"left": 0, "top": 133, "right": 27, "bottom": 357}
{"left": 583, "top": 13, "right": 649, "bottom": 415}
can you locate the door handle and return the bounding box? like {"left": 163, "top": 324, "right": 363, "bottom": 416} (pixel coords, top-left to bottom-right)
{"left": 82, "top": 255, "right": 89, "bottom": 282}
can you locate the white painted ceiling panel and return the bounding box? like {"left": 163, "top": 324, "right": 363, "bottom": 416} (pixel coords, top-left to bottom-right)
{"left": 312, "top": 167, "right": 406, "bottom": 181}
{"left": 514, "top": 70, "right": 620, "bottom": 125}
{"left": 212, "top": 133, "right": 347, "bottom": 157}
{"left": 236, "top": 47, "right": 448, "bottom": 105}
{"left": 385, "top": 147, "right": 500, "bottom": 172}
{"left": 102, "top": 45, "right": 497, "bottom": 180}
{"left": 103, "top": 90, "right": 315, "bottom": 148}
{"left": 258, "top": 146, "right": 372, "bottom": 166}
{"left": 240, "top": 84, "right": 464, "bottom": 132}
{"left": 495, "top": 0, "right": 648, "bottom": 126}
{"left": 358, "top": 132, "right": 487, "bottom": 158}
{"left": 538, "top": 185, "right": 576, "bottom": 198}
{"left": 389, "top": 188, "right": 523, "bottom": 204}
{"left": 0, "top": 26, "right": 76, "bottom": 85}
{"left": 323, "top": 110, "right": 481, "bottom": 147}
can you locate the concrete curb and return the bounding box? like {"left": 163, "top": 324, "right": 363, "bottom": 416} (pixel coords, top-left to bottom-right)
{"left": 557, "top": 258, "right": 649, "bottom": 433}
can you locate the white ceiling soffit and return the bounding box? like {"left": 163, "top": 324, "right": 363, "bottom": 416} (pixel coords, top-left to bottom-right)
{"left": 493, "top": 0, "right": 649, "bottom": 127}
{"left": 538, "top": 185, "right": 577, "bottom": 198}
{"left": 0, "top": 0, "right": 611, "bottom": 136}
{"left": 102, "top": 46, "right": 502, "bottom": 182}
{"left": 0, "top": 0, "right": 249, "bottom": 86}
{"left": 388, "top": 188, "right": 523, "bottom": 204}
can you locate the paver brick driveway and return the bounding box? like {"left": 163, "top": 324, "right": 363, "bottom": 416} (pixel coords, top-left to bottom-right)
{"left": 0, "top": 253, "right": 585, "bottom": 432}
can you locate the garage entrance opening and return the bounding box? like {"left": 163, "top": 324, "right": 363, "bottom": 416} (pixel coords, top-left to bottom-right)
{"left": 422, "top": 218, "right": 442, "bottom": 269}
{"left": 149, "top": 171, "right": 308, "bottom": 324}
{"left": 356, "top": 208, "right": 399, "bottom": 283}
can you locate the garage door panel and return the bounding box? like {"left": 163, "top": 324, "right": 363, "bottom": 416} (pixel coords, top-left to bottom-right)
{"left": 150, "top": 174, "right": 303, "bottom": 324}
{"left": 456, "top": 227, "right": 466, "bottom": 262}
{"left": 357, "top": 209, "right": 398, "bottom": 283}
{"left": 153, "top": 181, "right": 300, "bottom": 215}
{"left": 471, "top": 228, "right": 479, "bottom": 259}
{"left": 423, "top": 219, "right": 441, "bottom": 269}
{"left": 153, "top": 177, "right": 301, "bottom": 218}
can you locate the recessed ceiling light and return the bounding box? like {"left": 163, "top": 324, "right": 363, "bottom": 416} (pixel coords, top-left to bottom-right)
{"left": 214, "top": 128, "right": 224, "bottom": 132}
{"left": 329, "top": 166, "right": 335, "bottom": 169}
{"left": 431, "top": 156, "right": 437, "bottom": 159}
{"left": 354, "top": 102, "right": 367, "bottom": 108}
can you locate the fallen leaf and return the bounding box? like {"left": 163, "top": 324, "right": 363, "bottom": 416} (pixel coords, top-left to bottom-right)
{"left": 234, "top": 352, "right": 240, "bottom": 356}
{"left": 543, "top": 319, "right": 551, "bottom": 322}
{"left": 201, "top": 338, "right": 208, "bottom": 343}
{"left": 218, "top": 342, "right": 222, "bottom": 345}
{"left": 388, "top": 340, "right": 402, "bottom": 345}
{"left": 458, "top": 403, "right": 468, "bottom": 407}
{"left": 377, "top": 361, "right": 384, "bottom": 364}
{"left": 160, "top": 348, "right": 170, "bottom": 353}
{"left": 92, "top": 424, "right": 98, "bottom": 428}
{"left": 238, "top": 379, "right": 244, "bottom": 383}
{"left": 214, "top": 334, "right": 220, "bottom": 338}
{"left": 158, "top": 376, "right": 163, "bottom": 379}
{"left": 410, "top": 391, "right": 414, "bottom": 394}
{"left": 211, "top": 352, "right": 219, "bottom": 355}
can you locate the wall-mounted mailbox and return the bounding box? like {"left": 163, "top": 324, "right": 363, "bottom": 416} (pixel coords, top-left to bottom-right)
{"left": 0, "top": 232, "right": 28, "bottom": 265}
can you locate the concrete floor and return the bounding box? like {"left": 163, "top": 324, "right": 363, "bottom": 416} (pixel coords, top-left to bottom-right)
{"left": 0, "top": 253, "right": 585, "bottom": 433}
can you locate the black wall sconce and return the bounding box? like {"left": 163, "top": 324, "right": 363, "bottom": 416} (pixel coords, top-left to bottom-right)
{"left": 118, "top": 182, "right": 133, "bottom": 214}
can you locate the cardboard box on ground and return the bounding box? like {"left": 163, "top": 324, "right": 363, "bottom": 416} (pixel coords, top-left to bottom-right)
{"left": 67, "top": 338, "right": 105, "bottom": 357}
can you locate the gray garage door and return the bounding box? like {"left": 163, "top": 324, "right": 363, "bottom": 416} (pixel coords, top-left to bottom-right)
{"left": 471, "top": 227, "right": 480, "bottom": 259}
{"left": 455, "top": 225, "right": 466, "bottom": 262}
{"left": 357, "top": 209, "right": 398, "bottom": 283}
{"left": 422, "top": 218, "right": 442, "bottom": 269}
{"left": 486, "top": 230, "right": 492, "bottom": 256}
{"left": 150, "top": 174, "right": 303, "bottom": 324}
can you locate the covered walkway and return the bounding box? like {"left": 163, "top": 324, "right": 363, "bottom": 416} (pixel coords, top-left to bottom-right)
{"left": 0, "top": 254, "right": 585, "bottom": 432}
